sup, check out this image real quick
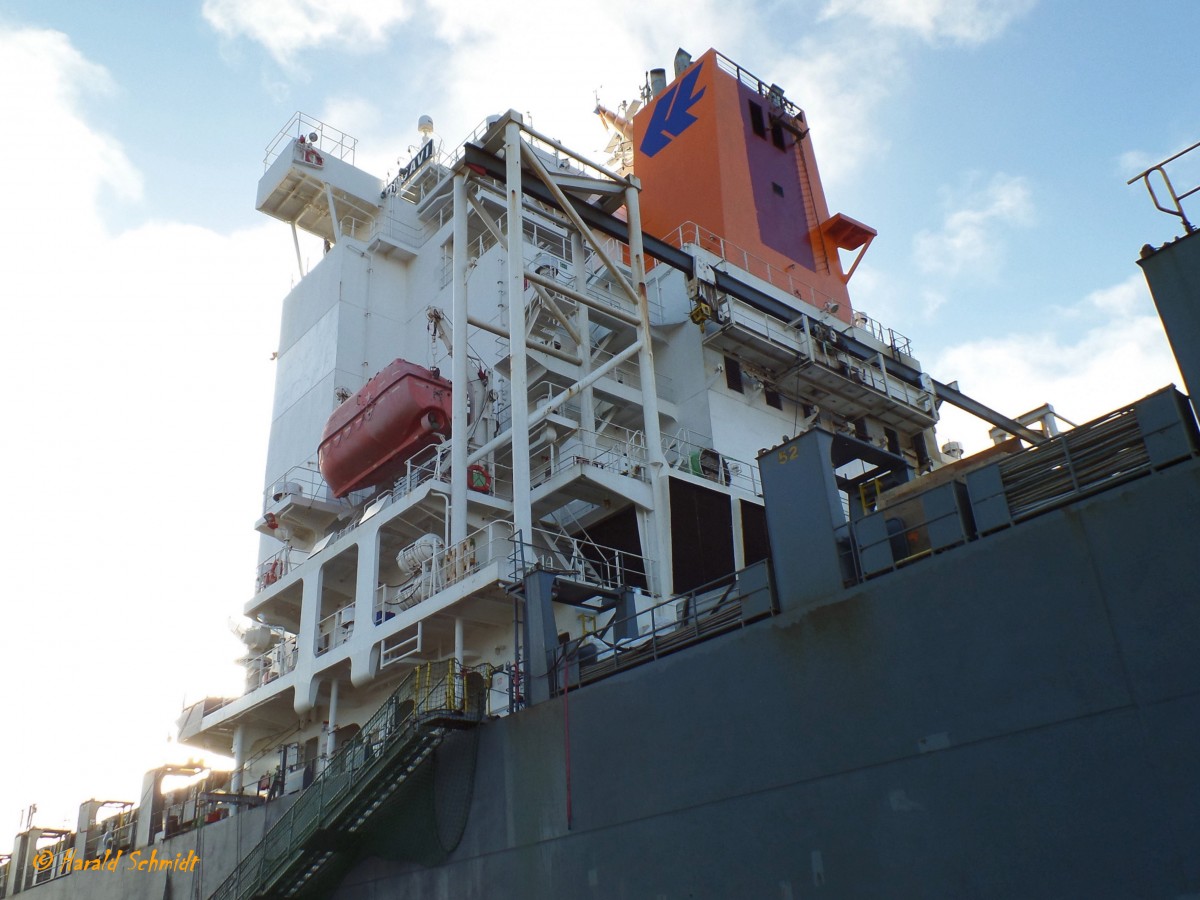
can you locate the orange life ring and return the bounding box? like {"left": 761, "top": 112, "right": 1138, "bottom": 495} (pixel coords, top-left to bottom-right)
{"left": 264, "top": 559, "right": 283, "bottom": 585}
{"left": 466, "top": 464, "right": 492, "bottom": 493}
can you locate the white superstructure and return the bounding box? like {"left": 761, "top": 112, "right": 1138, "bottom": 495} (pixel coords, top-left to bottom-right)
{"left": 178, "top": 93, "right": 938, "bottom": 797}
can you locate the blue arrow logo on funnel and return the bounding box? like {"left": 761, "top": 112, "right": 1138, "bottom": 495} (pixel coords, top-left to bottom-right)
{"left": 640, "top": 63, "right": 706, "bottom": 158}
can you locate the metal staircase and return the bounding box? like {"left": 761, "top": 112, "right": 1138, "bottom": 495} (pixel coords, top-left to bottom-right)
{"left": 210, "top": 662, "right": 488, "bottom": 899}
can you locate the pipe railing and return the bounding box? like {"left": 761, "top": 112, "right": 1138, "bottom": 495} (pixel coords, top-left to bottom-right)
{"left": 212, "top": 662, "right": 491, "bottom": 900}
{"left": 244, "top": 635, "right": 298, "bottom": 693}
{"left": 263, "top": 112, "right": 358, "bottom": 169}
{"left": 1128, "top": 139, "right": 1200, "bottom": 233}
{"left": 375, "top": 522, "right": 516, "bottom": 624}
{"left": 662, "top": 432, "right": 763, "bottom": 496}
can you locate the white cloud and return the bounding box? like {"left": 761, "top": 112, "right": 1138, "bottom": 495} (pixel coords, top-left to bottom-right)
{"left": 820, "top": 0, "right": 1037, "bottom": 45}
{"left": 0, "top": 27, "right": 142, "bottom": 237}
{"left": 930, "top": 274, "right": 1182, "bottom": 453}
{"left": 202, "top": 0, "right": 415, "bottom": 67}
{"left": 190, "top": 0, "right": 923, "bottom": 194}
{"left": 411, "top": 0, "right": 750, "bottom": 163}
{"left": 767, "top": 33, "right": 905, "bottom": 188}
{"left": 1081, "top": 273, "right": 1145, "bottom": 316}
{"left": 913, "top": 173, "right": 1033, "bottom": 279}
{"left": 315, "top": 94, "right": 416, "bottom": 181}
{"left": 1119, "top": 149, "right": 1158, "bottom": 179}
{"left": 0, "top": 24, "right": 296, "bottom": 838}
{"left": 205, "top": 0, "right": 751, "bottom": 176}
{"left": 919, "top": 289, "right": 949, "bottom": 317}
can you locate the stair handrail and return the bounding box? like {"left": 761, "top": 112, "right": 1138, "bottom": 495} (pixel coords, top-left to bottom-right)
{"left": 211, "top": 661, "right": 488, "bottom": 899}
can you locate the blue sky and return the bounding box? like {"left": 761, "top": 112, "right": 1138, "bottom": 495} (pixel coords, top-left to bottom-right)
{"left": 1, "top": 0, "right": 1196, "bottom": 850}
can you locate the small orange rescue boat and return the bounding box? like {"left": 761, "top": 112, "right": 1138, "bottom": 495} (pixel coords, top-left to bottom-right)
{"left": 318, "top": 360, "right": 452, "bottom": 497}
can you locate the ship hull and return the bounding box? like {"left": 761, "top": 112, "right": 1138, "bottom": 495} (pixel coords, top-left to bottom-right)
{"left": 18, "top": 455, "right": 1199, "bottom": 899}
{"left": 334, "top": 455, "right": 1200, "bottom": 898}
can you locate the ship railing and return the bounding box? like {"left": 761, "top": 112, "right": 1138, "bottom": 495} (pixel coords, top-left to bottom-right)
{"left": 849, "top": 309, "right": 913, "bottom": 357}
{"left": 365, "top": 205, "right": 435, "bottom": 249}
{"left": 382, "top": 117, "right": 500, "bottom": 216}
{"left": 715, "top": 301, "right": 809, "bottom": 360}
{"left": 108, "top": 811, "right": 136, "bottom": 854}
{"left": 527, "top": 270, "right": 635, "bottom": 337}
{"left": 521, "top": 126, "right": 628, "bottom": 187}
{"left": 431, "top": 193, "right": 459, "bottom": 231}
{"left": 640, "top": 267, "right": 670, "bottom": 325}
{"left": 516, "top": 216, "right": 640, "bottom": 322}
{"left": 524, "top": 345, "right": 672, "bottom": 404}
{"left": 81, "top": 803, "right": 136, "bottom": 860}
{"left": 389, "top": 155, "right": 453, "bottom": 208}
{"left": 441, "top": 115, "right": 503, "bottom": 172}
{"left": 379, "top": 441, "right": 452, "bottom": 503}
{"left": 161, "top": 780, "right": 234, "bottom": 840}
{"left": 379, "top": 622, "right": 425, "bottom": 667}
{"left": 793, "top": 319, "right": 931, "bottom": 414}
{"left": 1127, "top": 139, "right": 1200, "bottom": 233}
{"left": 256, "top": 545, "right": 306, "bottom": 593}
{"left": 338, "top": 213, "right": 381, "bottom": 243}
{"left": 465, "top": 458, "right": 515, "bottom": 502}
{"left": 990, "top": 401, "right": 1158, "bottom": 522}
{"left": 713, "top": 51, "right": 802, "bottom": 118}
{"left": 212, "top": 662, "right": 491, "bottom": 900}
{"left": 514, "top": 527, "right": 650, "bottom": 592}
{"left": 658, "top": 220, "right": 840, "bottom": 310}
{"left": 332, "top": 443, "right": 450, "bottom": 537}
{"left": 24, "top": 829, "right": 73, "bottom": 887}
{"left": 522, "top": 215, "right": 571, "bottom": 261}
{"left": 376, "top": 120, "right": 499, "bottom": 224}
{"left": 657, "top": 222, "right": 915, "bottom": 356}
{"left": 662, "top": 431, "right": 763, "bottom": 497}
{"left": 580, "top": 345, "right": 647, "bottom": 391}
{"left": 178, "top": 694, "right": 239, "bottom": 734}
{"left": 234, "top": 721, "right": 305, "bottom": 796}
{"left": 562, "top": 560, "right": 777, "bottom": 687}
{"left": 244, "top": 635, "right": 298, "bottom": 693}
{"left": 529, "top": 424, "right": 651, "bottom": 487}
{"left": 441, "top": 199, "right": 641, "bottom": 325}
{"left": 580, "top": 234, "right": 662, "bottom": 321}
{"left": 440, "top": 215, "right": 499, "bottom": 286}
{"left": 0, "top": 855, "right": 9, "bottom": 896}
{"left": 525, "top": 528, "right": 643, "bottom": 592}
{"left": 841, "top": 389, "right": 1198, "bottom": 584}
{"left": 316, "top": 603, "right": 356, "bottom": 655}
{"left": 442, "top": 113, "right": 621, "bottom": 188}
{"left": 262, "top": 460, "right": 349, "bottom": 513}
{"left": 847, "top": 490, "right": 971, "bottom": 579}
{"left": 375, "top": 522, "right": 517, "bottom": 624}
{"left": 263, "top": 111, "right": 357, "bottom": 169}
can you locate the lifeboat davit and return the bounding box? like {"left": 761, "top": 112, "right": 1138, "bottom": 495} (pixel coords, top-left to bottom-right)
{"left": 318, "top": 360, "right": 452, "bottom": 498}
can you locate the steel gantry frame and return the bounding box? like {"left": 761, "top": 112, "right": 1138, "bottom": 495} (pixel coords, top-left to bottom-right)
{"left": 447, "top": 111, "right": 674, "bottom": 598}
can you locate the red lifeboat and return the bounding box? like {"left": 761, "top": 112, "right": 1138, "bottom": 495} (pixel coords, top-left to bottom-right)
{"left": 318, "top": 360, "right": 452, "bottom": 498}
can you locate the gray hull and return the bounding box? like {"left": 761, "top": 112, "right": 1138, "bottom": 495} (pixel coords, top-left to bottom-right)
{"left": 334, "top": 454, "right": 1200, "bottom": 898}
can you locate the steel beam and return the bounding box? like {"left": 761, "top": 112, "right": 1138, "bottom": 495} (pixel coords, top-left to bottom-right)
{"left": 461, "top": 142, "right": 1045, "bottom": 446}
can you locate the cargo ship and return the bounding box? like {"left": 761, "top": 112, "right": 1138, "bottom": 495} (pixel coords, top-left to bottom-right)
{"left": 3, "top": 48, "right": 1199, "bottom": 899}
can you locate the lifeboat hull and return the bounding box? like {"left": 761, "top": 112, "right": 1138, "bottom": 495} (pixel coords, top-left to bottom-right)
{"left": 318, "top": 360, "right": 452, "bottom": 497}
